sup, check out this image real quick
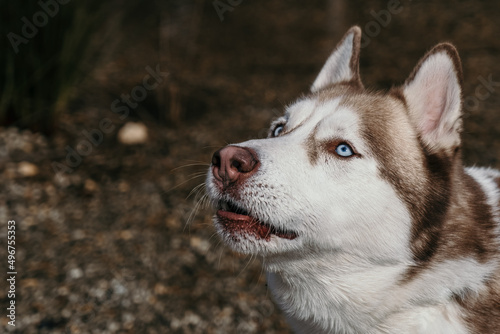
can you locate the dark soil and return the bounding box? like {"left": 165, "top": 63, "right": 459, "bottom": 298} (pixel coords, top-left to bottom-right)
{"left": 1, "top": 1, "right": 500, "bottom": 333}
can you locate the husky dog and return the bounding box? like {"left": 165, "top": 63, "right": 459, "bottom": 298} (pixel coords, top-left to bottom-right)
{"left": 206, "top": 26, "right": 500, "bottom": 333}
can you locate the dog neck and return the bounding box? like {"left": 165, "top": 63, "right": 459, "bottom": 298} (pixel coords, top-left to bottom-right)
{"left": 264, "top": 246, "right": 410, "bottom": 331}
{"left": 263, "top": 164, "right": 500, "bottom": 334}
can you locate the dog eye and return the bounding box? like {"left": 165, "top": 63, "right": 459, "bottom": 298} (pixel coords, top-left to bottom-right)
{"left": 272, "top": 125, "right": 284, "bottom": 137}
{"left": 335, "top": 143, "right": 354, "bottom": 157}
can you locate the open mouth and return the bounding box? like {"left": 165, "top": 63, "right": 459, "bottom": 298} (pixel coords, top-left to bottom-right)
{"left": 216, "top": 201, "right": 297, "bottom": 241}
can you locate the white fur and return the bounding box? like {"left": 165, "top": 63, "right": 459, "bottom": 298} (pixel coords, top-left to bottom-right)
{"left": 207, "top": 29, "right": 500, "bottom": 334}
{"left": 466, "top": 167, "right": 500, "bottom": 237}
{"left": 208, "top": 99, "right": 413, "bottom": 260}
{"left": 383, "top": 303, "right": 469, "bottom": 334}
{"left": 207, "top": 96, "right": 499, "bottom": 332}
{"left": 383, "top": 258, "right": 497, "bottom": 334}
{"left": 268, "top": 256, "right": 493, "bottom": 333}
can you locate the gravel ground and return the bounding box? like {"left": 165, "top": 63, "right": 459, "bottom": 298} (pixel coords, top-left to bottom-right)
{"left": 2, "top": 1, "right": 500, "bottom": 333}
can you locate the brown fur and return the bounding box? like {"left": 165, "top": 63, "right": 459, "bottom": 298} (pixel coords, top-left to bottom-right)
{"left": 305, "top": 124, "right": 320, "bottom": 165}
{"left": 454, "top": 176, "right": 500, "bottom": 333}
{"left": 454, "top": 269, "right": 500, "bottom": 334}
{"left": 439, "top": 170, "right": 498, "bottom": 262}
{"left": 341, "top": 26, "right": 363, "bottom": 90}
{"left": 315, "top": 84, "right": 499, "bottom": 286}
{"left": 314, "top": 80, "right": 500, "bottom": 333}
{"left": 277, "top": 26, "right": 500, "bottom": 331}
{"left": 339, "top": 91, "right": 452, "bottom": 271}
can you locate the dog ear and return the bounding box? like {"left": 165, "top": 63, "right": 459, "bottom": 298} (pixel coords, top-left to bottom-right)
{"left": 311, "top": 26, "right": 363, "bottom": 92}
{"left": 402, "top": 43, "right": 463, "bottom": 152}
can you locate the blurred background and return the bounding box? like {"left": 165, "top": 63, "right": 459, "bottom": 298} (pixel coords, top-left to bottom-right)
{"left": 1, "top": 0, "right": 499, "bottom": 333}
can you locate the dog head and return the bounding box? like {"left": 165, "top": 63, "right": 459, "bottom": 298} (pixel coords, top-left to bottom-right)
{"left": 206, "top": 26, "right": 463, "bottom": 266}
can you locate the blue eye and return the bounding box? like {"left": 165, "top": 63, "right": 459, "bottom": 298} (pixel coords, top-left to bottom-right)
{"left": 335, "top": 143, "right": 354, "bottom": 157}
{"left": 273, "top": 125, "right": 284, "bottom": 137}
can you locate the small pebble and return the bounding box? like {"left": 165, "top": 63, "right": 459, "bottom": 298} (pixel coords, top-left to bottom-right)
{"left": 69, "top": 268, "right": 84, "bottom": 280}
{"left": 117, "top": 122, "right": 148, "bottom": 145}
{"left": 190, "top": 236, "right": 211, "bottom": 254}
{"left": 18, "top": 161, "right": 39, "bottom": 177}
{"left": 84, "top": 179, "right": 98, "bottom": 192}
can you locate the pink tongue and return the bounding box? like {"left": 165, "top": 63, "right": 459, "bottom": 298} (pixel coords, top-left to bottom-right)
{"left": 217, "top": 210, "right": 272, "bottom": 241}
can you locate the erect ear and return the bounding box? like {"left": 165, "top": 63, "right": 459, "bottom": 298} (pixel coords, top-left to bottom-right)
{"left": 311, "top": 26, "right": 363, "bottom": 92}
{"left": 402, "top": 43, "right": 463, "bottom": 152}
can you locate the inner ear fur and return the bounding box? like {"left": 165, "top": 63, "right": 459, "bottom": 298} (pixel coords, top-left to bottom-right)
{"left": 402, "top": 43, "right": 464, "bottom": 152}
{"left": 311, "top": 26, "right": 363, "bottom": 92}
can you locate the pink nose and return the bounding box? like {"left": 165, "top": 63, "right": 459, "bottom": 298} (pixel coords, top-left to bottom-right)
{"left": 211, "top": 146, "right": 259, "bottom": 186}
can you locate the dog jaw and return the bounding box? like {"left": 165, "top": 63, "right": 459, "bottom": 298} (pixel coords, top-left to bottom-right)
{"left": 210, "top": 205, "right": 303, "bottom": 255}
{"left": 207, "top": 179, "right": 304, "bottom": 255}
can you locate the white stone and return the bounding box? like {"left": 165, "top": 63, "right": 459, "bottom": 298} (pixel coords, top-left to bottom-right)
{"left": 18, "top": 161, "right": 39, "bottom": 177}
{"left": 117, "top": 122, "right": 148, "bottom": 145}
{"left": 68, "top": 268, "right": 83, "bottom": 279}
